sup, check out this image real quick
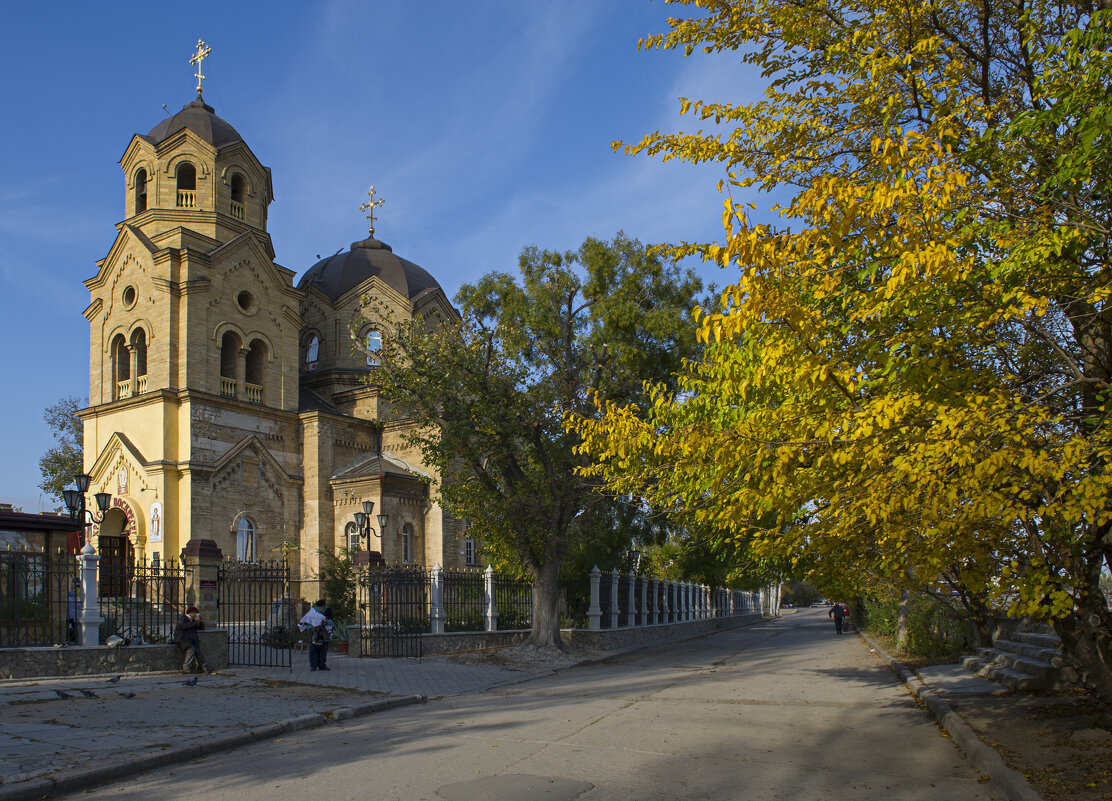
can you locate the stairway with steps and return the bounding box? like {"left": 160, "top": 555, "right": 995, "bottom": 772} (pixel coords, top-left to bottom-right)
{"left": 961, "top": 621, "right": 1079, "bottom": 691}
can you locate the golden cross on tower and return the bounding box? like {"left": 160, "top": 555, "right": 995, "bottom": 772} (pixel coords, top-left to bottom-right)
{"left": 359, "top": 186, "right": 385, "bottom": 236}
{"left": 190, "top": 39, "right": 212, "bottom": 96}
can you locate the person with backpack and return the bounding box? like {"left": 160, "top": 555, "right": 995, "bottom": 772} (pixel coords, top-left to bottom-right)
{"left": 298, "top": 599, "right": 333, "bottom": 671}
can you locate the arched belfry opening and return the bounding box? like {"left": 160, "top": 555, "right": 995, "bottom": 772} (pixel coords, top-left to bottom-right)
{"left": 134, "top": 169, "right": 148, "bottom": 214}
{"left": 176, "top": 162, "right": 197, "bottom": 208}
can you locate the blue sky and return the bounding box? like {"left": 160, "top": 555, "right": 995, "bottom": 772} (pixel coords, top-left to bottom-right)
{"left": 0, "top": 1, "right": 760, "bottom": 513}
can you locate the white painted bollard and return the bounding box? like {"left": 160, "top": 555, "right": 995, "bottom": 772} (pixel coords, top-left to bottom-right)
{"left": 588, "top": 566, "right": 602, "bottom": 631}
{"left": 78, "top": 544, "right": 103, "bottom": 646}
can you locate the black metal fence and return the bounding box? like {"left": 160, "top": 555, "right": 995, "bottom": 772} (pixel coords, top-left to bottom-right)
{"left": 494, "top": 574, "right": 532, "bottom": 630}
{"left": 216, "top": 559, "right": 292, "bottom": 668}
{"left": 442, "top": 567, "right": 485, "bottom": 632}
{"left": 97, "top": 555, "right": 185, "bottom": 644}
{"left": 559, "top": 575, "right": 591, "bottom": 629}
{"left": 358, "top": 564, "right": 430, "bottom": 658}
{"left": 0, "top": 548, "right": 80, "bottom": 648}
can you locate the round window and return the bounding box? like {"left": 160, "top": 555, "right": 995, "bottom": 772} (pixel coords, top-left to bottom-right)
{"left": 122, "top": 285, "right": 137, "bottom": 309}
{"left": 236, "top": 290, "right": 256, "bottom": 313}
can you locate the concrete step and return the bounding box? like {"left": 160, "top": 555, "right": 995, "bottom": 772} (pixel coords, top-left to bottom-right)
{"left": 992, "top": 638, "right": 1060, "bottom": 663}
{"left": 978, "top": 663, "right": 1051, "bottom": 691}
{"left": 1012, "top": 630, "right": 1061, "bottom": 650}
{"left": 989, "top": 651, "right": 1055, "bottom": 680}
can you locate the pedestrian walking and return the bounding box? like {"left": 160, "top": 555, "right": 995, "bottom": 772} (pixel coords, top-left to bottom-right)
{"left": 829, "top": 602, "right": 848, "bottom": 635}
{"left": 174, "top": 605, "right": 213, "bottom": 673}
{"left": 299, "top": 599, "right": 333, "bottom": 671}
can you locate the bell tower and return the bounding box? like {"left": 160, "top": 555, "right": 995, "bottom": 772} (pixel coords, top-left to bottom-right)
{"left": 80, "top": 42, "right": 304, "bottom": 565}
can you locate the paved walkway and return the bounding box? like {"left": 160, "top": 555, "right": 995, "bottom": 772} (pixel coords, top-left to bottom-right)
{"left": 0, "top": 614, "right": 1042, "bottom": 801}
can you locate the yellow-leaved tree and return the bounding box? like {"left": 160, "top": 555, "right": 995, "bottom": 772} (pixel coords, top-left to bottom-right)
{"left": 573, "top": 1, "right": 1112, "bottom": 701}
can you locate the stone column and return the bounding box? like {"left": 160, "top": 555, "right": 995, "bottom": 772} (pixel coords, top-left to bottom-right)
{"left": 483, "top": 565, "right": 498, "bottom": 632}
{"left": 664, "top": 581, "right": 673, "bottom": 623}
{"left": 639, "top": 576, "right": 648, "bottom": 627}
{"left": 128, "top": 344, "right": 139, "bottom": 397}
{"left": 609, "top": 569, "right": 620, "bottom": 630}
{"left": 78, "top": 544, "right": 103, "bottom": 646}
{"left": 236, "top": 347, "right": 249, "bottom": 399}
{"left": 430, "top": 563, "right": 445, "bottom": 635}
{"left": 587, "top": 567, "right": 601, "bottom": 631}
{"left": 181, "top": 539, "right": 223, "bottom": 619}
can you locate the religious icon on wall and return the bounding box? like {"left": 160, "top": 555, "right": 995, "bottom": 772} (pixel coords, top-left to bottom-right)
{"left": 150, "top": 501, "right": 163, "bottom": 543}
{"left": 117, "top": 465, "right": 129, "bottom": 497}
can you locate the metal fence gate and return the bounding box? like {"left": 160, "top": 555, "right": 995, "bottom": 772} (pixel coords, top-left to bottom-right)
{"left": 216, "top": 560, "right": 292, "bottom": 668}
{"left": 357, "top": 564, "right": 430, "bottom": 658}
{"left": 98, "top": 555, "right": 185, "bottom": 644}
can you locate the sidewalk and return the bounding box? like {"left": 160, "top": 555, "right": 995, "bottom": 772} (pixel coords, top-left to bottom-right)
{"left": 0, "top": 649, "right": 581, "bottom": 801}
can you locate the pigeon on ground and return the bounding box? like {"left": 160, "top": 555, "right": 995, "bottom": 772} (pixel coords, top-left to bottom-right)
{"left": 118, "top": 691, "right": 136, "bottom": 699}
{"left": 54, "top": 690, "right": 72, "bottom": 699}
{"left": 106, "top": 675, "right": 121, "bottom": 684}
{"left": 182, "top": 676, "right": 198, "bottom": 686}
{"left": 79, "top": 689, "right": 97, "bottom": 698}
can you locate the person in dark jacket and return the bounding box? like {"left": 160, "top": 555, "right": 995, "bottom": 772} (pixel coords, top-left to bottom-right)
{"left": 175, "top": 605, "right": 213, "bottom": 673}
{"left": 829, "top": 602, "right": 848, "bottom": 635}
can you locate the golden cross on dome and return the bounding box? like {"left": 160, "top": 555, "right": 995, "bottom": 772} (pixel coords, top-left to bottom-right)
{"left": 190, "top": 39, "right": 212, "bottom": 96}
{"left": 359, "top": 186, "right": 385, "bottom": 236}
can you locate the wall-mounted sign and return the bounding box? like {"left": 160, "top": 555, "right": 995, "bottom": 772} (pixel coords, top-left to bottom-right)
{"left": 150, "top": 501, "right": 163, "bottom": 543}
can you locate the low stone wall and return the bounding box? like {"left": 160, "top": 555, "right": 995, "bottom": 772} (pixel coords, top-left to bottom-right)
{"left": 0, "top": 630, "right": 229, "bottom": 680}
{"left": 563, "top": 614, "right": 764, "bottom": 651}
{"left": 345, "top": 615, "right": 766, "bottom": 657}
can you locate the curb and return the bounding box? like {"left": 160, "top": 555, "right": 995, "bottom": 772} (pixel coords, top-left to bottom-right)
{"left": 0, "top": 694, "right": 426, "bottom": 801}
{"left": 859, "top": 631, "right": 1043, "bottom": 801}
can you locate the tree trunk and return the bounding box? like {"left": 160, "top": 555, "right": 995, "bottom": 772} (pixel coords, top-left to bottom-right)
{"left": 527, "top": 557, "right": 564, "bottom": 650}
{"left": 896, "top": 588, "right": 910, "bottom": 650}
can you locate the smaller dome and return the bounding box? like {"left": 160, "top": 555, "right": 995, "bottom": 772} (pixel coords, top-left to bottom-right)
{"left": 298, "top": 237, "right": 441, "bottom": 301}
{"left": 145, "top": 97, "right": 243, "bottom": 147}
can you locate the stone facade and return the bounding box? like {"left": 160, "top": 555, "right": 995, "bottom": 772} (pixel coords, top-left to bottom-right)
{"left": 78, "top": 92, "right": 472, "bottom": 601}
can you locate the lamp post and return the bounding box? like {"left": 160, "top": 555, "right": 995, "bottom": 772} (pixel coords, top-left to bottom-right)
{"left": 61, "top": 473, "right": 111, "bottom": 646}
{"left": 353, "top": 500, "right": 389, "bottom": 551}
{"left": 62, "top": 473, "right": 112, "bottom": 549}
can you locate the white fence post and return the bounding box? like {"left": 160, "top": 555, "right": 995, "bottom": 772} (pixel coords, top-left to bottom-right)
{"left": 627, "top": 571, "right": 636, "bottom": 627}
{"left": 609, "top": 569, "right": 620, "bottom": 629}
{"left": 639, "top": 575, "right": 648, "bottom": 627}
{"left": 484, "top": 565, "right": 498, "bottom": 632}
{"left": 430, "top": 563, "right": 445, "bottom": 634}
{"left": 78, "top": 544, "right": 103, "bottom": 646}
{"left": 588, "top": 566, "right": 602, "bottom": 631}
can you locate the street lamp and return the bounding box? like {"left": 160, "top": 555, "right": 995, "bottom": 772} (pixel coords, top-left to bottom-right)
{"left": 62, "top": 473, "right": 112, "bottom": 547}
{"left": 353, "top": 500, "right": 389, "bottom": 546}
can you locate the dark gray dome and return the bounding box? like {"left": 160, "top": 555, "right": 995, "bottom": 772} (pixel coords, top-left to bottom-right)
{"left": 297, "top": 237, "right": 441, "bottom": 301}
{"left": 146, "top": 97, "right": 243, "bottom": 147}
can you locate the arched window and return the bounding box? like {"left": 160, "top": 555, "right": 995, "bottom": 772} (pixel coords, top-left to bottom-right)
{"left": 345, "top": 522, "right": 360, "bottom": 552}
{"left": 219, "top": 331, "right": 241, "bottom": 398}
{"left": 235, "top": 518, "right": 256, "bottom": 562}
{"left": 230, "top": 173, "right": 246, "bottom": 220}
{"left": 365, "top": 330, "right": 382, "bottom": 366}
{"left": 134, "top": 169, "right": 148, "bottom": 214}
{"left": 401, "top": 523, "right": 413, "bottom": 564}
{"left": 176, "top": 162, "right": 197, "bottom": 208}
{"left": 245, "top": 339, "right": 267, "bottom": 403}
{"left": 111, "top": 334, "right": 130, "bottom": 400}
{"left": 129, "top": 329, "right": 147, "bottom": 393}
{"left": 306, "top": 335, "right": 320, "bottom": 367}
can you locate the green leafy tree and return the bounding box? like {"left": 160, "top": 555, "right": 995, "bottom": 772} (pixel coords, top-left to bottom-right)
{"left": 361, "top": 233, "right": 704, "bottom": 648}
{"left": 38, "top": 396, "right": 84, "bottom": 501}
{"left": 573, "top": 3, "right": 1112, "bottom": 700}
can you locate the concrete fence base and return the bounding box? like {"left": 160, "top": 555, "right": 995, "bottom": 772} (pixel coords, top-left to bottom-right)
{"left": 0, "top": 630, "right": 229, "bottom": 680}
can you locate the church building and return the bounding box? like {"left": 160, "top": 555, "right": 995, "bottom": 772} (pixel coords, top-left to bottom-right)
{"left": 78, "top": 54, "right": 471, "bottom": 598}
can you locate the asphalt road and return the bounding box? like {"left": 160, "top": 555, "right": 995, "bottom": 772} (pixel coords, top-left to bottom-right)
{"left": 58, "top": 609, "right": 1004, "bottom": 801}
